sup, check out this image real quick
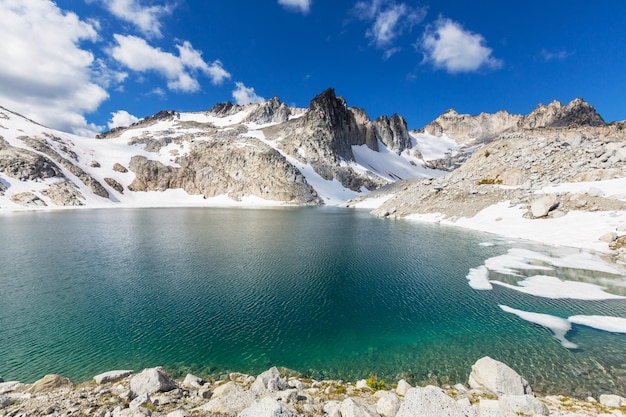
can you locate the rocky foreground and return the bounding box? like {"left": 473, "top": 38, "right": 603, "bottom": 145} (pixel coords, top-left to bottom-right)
{"left": 1, "top": 357, "right": 625, "bottom": 417}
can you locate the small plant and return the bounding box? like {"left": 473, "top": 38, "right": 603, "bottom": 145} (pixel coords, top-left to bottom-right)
{"left": 477, "top": 178, "right": 503, "bottom": 185}
{"left": 484, "top": 150, "right": 491, "bottom": 157}
{"left": 366, "top": 374, "right": 387, "bottom": 391}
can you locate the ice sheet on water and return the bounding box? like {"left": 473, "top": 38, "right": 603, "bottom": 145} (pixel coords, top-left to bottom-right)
{"left": 492, "top": 275, "right": 625, "bottom": 300}
{"left": 499, "top": 305, "right": 578, "bottom": 349}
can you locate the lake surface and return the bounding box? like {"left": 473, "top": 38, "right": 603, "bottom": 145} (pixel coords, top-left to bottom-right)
{"left": 1, "top": 207, "right": 625, "bottom": 397}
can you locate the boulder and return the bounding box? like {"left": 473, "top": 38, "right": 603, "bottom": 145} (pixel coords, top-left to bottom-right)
{"left": 339, "top": 397, "right": 378, "bottom": 417}
{"left": 94, "top": 370, "right": 133, "bottom": 384}
{"left": 113, "top": 163, "right": 129, "bottom": 173}
{"left": 0, "top": 395, "right": 12, "bottom": 410}
{"left": 129, "top": 393, "right": 152, "bottom": 409}
{"left": 468, "top": 357, "right": 533, "bottom": 396}
{"left": 130, "top": 367, "right": 177, "bottom": 396}
{"left": 323, "top": 401, "right": 342, "bottom": 417}
{"left": 238, "top": 396, "right": 298, "bottom": 417}
{"left": 213, "top": 381, "right": 243, "bottom": 398}
{"left": 251, "top": 367, "right": 287, "bottom": 392}
{"left": 499, "top": 394, "right": 549, "bottom": 415}
{"left": 28, "top": 374, "right": 73, "bottom": 393}
{"left": 196, "top": 389, "right": 258, "bottom": 416}
{"left": 599, "top": 394, "right": 625, "bottom": 407}
{"left": 396, "top": 386, "right": 471, "bottom": 417}
{"left": 376, "top": 392, "right": 400, "bottom": 417}
{"left": 356, "top": 379, "right": 372, "bottom": 391}
{"left": 530, "top": 195, "right": 559, "bottom": 218}
{"left": 395, "top": 379, "right": 411, "bottom": 396}
{"left": 181, "top": 373, "right": 204, "bottom": 390}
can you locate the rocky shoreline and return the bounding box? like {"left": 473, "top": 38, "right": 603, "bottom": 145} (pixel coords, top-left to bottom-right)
{"left": 1, "top": 357, "right": 625, "bottom": 417}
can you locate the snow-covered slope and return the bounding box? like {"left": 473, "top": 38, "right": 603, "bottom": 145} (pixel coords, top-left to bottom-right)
{"left": 0, "top": 94, "right": 452, "bottom": 210}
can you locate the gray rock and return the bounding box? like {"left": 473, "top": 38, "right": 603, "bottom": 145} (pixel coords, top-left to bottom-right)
{"left": 251, "top": 367, "right": 287, "bottom": 392}
{"left": 129, "top": 367, "right": 177, "bottom": 396}
{"left": 129, "top": 393, "right": 151, "bottom": 409}
{"left": 395, "top": 379, "right": 411, "bottom": 397}
{"left": 196, "top": 389, "right": 259, "bottom": 416}
{"left": 323, "top": 401, "right": 342, "bottom": 417}
{"left": 499, "top": 394, "right": 549, "bottom": 415}
{"left": 0, "top": 395, "right": 12, "bottom": 409}
{"left": 376, "top": 392, "right": 400, "bottom": 417}
{"left": 339, "top": 397, "right": 379, "bottom": 417}
{"left": 181, "top": 373, "right": 204, "bottom": 390}
{"left": 94, "top": 370, "right": 133, "bottom": 384}
{"left": 530, "top": 195, "right": 559, "bottom": 218}
{"left": 10, "top": 192, "right": 47, "bottom": 207}
{"left": 396, "top": 386, "right": 472, "bottom": 417}
{"left": 468, "top": 356, "right": 533, "bottom": 396}
{"left": 599, "top": 394, "right": 625, "bottom": 407}
{"left": 356, "top": 379, "right": 372, "bottom": 391}
{"left": 113, "top": 163, "right": 129, "bottom": 173}
{"left": 238, "top": 396, "right": 299, "bottom": 417}
{"left": 213, "top": 381, "right": 243, "bottom": 398}
{"left": 105, "top": 177, "right": 125, "bottom": 194}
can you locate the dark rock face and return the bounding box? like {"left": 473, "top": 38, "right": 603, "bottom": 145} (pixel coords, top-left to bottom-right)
{"left": 0, "top": 138, "right": 63, "bottom": 181}
{"left": 208, "top": 101, "right": 244, "bottom": 117}
{"left": 104, "top": 177, "right": 124, "bottom": 194}
{"left": 300, "top": 88, "right": 369, "bottom": 162}
{"left": 373, "top": 114, "right": 412, "bottom": 154}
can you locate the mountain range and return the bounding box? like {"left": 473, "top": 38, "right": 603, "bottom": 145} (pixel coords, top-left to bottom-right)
{"left": 0, "top": 88, "right": 620, "bottom": 210}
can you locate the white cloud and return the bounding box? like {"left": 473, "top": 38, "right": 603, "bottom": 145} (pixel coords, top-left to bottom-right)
{"left": 108, "top": 110, "right": 140, "bottom": 129}
{"left": 232, "top": 82, "right": 265, "bottom": 105}
{"left": 99, "top": 0, "right": 173, "bottom": 38}
{"left": 541, "top": 49, "right": 573, "bottom": 61}
{"left": 353, "top": 0, "right": 426, "bottom": 50}
{"left": 278, "top": 0, "right": 311, "bottom": 14}
{"left": 109, "top": 34, "right": 231, "bottom": 92}
{"left": 0, "top": 0, "right": 109, "bottom": 136}
{"left": 421, "top": 17, "right": 502, "bottom": 73}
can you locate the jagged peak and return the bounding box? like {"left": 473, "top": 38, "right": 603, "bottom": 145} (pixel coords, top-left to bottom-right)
{"left": 96, "top": 110, "right": 179, "bottom": 139}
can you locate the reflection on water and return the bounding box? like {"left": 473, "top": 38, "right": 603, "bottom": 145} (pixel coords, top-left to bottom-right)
{"left": 0, "top": 208, "right": 625, "bottom": 398}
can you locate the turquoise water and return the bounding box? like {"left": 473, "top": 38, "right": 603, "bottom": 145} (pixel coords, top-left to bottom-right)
{"left": 0, "top": 207, "right": 625, "bottom": 397}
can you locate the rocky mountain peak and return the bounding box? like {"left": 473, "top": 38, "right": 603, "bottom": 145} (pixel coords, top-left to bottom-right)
{"left": 372, "top": 114, "right": 411, "bottom": 154}
{"left": 243, "top": 96, "right": 291, "bottom": 125}
{"left": 521, "top": 98, "right": 605, "bottom": 128}
{"left": 208, "top": 101, "right": 244, "bottom": 117}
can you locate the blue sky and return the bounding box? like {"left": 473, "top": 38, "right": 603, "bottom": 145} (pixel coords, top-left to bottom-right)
{"left": 1, "top": 0, "right": 625, "bottom": 136}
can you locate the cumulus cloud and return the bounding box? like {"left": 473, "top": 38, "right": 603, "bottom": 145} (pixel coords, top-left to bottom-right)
{"left": 109, "top": 34, "right": 231, "bottom": 92}
{"left": 98, "top": 0, "right": 173, "bottom": 38}
{"left": 232, "top": 82, "right": 265, "bottom": 105}
{"left": 0, "top": 0, "right": 109, "bottom": 136}
{"left": 108, "top": 110, "right": 140, "bottom": 129}
{"left": 421, "top": 17, "right": 502, "bottom": 73}
{"left": 278, "top": 0, "right": 312, "bottom": 14}
{"left": 353, "top": 0, "right": 426, "bottom": 50}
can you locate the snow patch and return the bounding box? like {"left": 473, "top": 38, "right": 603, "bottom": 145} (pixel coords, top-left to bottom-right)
{"left": 466, "top": 265, "right": 492, "bottom": 290}
{"left": 568, "top": 315, "right": 626, "bottom": 334}
{"left": 492, "top": 275, "right": 625, "bottom": 300}
{"left": 499, "top": 305, "right": 578, "bottom": 349}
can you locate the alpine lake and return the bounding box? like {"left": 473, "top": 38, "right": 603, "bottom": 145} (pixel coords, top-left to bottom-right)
{"left": 1, "top": 207, "right": 625, "bottom": 397}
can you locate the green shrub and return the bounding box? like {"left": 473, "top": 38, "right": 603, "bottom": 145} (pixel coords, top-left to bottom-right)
{"left": 366, "top": 374, "right": 387, "bottom": 391}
